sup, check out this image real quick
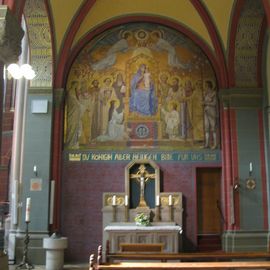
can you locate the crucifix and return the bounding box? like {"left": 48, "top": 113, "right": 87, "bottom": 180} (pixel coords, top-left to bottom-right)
{"left": 130, "top": 164, "right": 156, "bottom": 207}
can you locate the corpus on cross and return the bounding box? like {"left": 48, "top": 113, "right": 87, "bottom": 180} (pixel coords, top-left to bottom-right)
{"left": 130, "top": 164, "right": 155, "bottom": 207}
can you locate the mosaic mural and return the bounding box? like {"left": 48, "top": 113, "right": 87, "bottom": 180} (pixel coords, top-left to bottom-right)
{"left": 65, "top": 23, "right": 218, "bottom": 150}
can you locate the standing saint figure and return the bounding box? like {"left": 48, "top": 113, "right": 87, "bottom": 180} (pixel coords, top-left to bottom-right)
{"left": 130, "top": 164, "right": 156, "bottom": 208}
{"left": 112, "top": 72, "right": 126, "bottom": 112}
{"left": 129, "top": 64, "right": 157, "bottom": 115}
{"left": 65, "top": 80, "right": 83, "bottom": 148}
{"left": 202, "top": 80, "right": 218, "bottom": 149}
{"left": 98, "top": 77, "right": 117, "bottom": 135}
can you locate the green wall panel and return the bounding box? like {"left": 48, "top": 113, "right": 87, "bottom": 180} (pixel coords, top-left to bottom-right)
{"left": 21, "top": 94, "right": 52, "bottom": 232}
{"left": 236, "top": 109, "right": 264, "bottom": 230}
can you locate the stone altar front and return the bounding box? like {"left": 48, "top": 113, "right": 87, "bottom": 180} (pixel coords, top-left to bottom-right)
{"left": 105, "top": 222, "right": 182, "bottom": 253}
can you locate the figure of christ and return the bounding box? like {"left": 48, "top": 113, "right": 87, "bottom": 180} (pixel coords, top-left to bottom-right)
{"left": 130, "top": 164, "right": 156, "bottom": 208}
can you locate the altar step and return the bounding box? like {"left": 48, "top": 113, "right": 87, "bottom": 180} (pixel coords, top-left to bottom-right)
{"left": 197, "top": 234, "right": 222, "bottom": 251}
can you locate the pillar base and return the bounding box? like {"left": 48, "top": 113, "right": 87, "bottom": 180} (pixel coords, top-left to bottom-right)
{"left": 222, "top": 230, "right": 270, "bottom": 252}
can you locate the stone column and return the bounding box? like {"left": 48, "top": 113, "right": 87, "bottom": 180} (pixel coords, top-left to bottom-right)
{"left": 0, "top": 5, "right": 24, "bottom": 263}
{"left": 0, "top": 5, "right": 23, "bottom": 160}
{"left": 51, "top": 88, "right": 65, "bottom": 232}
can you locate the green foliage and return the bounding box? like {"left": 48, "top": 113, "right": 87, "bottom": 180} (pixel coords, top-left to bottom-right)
{"left": 134, "top": 213, "right": 151, "bottom": 226}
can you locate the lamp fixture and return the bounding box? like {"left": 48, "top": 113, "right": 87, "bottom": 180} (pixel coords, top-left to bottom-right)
{"left": 33, "top": 165, "right": 37, "bottom": 177}
{"left": 233, "top": 177, "right": 240, "bottom": 191}
{"left": 7, "top": 63, "right": 36, "bottom": 80}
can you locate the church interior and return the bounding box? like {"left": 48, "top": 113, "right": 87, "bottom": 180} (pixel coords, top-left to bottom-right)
{"left": 1, "top": 0, "right": 270, "bottom": 269}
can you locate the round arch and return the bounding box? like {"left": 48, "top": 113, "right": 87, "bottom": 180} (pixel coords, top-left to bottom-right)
{"left": 59, "top": 16, "right": 227, "bottom": 90}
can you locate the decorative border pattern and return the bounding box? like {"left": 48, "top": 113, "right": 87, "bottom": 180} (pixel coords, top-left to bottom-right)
{"left": 24, "top": 0, "right": 52, "bottom": 88}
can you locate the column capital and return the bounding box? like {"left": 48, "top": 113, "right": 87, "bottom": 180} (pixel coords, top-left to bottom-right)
{"left": 0, "top": 6, "right": 24, "bottom": 64}
{"left": 219, "top": 88, "right": 263, "bottom": 109}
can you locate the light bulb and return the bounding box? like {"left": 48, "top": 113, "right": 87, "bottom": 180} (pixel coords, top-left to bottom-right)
{"left": 7, "top": 64, "right": 23, "bottom": 79}
{"left": 24, "top": 69, "right": 36, "bottom": 80}
{"left": 21, "top": 64, "right": 36, "bottom": 80}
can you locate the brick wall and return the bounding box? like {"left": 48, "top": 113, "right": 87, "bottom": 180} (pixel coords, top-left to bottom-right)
{"left": 0, "top": 79, "right": 14, "bottom": 204}
{"left": 61, "top": 161, "right": 211, "bottom": 262}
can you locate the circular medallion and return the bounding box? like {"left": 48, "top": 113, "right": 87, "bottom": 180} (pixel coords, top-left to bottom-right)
{"left": 135, "top": 124, "right": 149, "bottom": 138}
{"left": 246, "top": 178, "right": 256, "bottom": 190}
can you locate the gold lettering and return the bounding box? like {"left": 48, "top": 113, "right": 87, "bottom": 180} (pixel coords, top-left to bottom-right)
{"left": 69, "top": 153, "right": 81, "bottom": 161}
{"left": 161, "top": 154, "right": 173, "bottom": 160}
{"left": 82, "top": 154, "right": 90, "bottom": 161}
{"left": 178, "top": 153, "right": 189, "bottom": 161}
{"left": 132, "top": 154, "right": 139, "bottom": 160}
{"left": 91, "top": 154, "right": 113, "bottom": 161}
{"left": 114, "top": 154, "right": 131, "bottom": 160}
{"left": 204, "top": 153, "right": 217, "bottom": 161}
{"left": 191, "top": 153, "right": 203, "bottom": 161}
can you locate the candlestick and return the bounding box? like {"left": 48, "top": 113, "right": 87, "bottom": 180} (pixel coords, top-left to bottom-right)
{"left": 156, "top": 195, "right": 160, "bottom": 206}
{"left": 125, "top": 195, "right": 128, "bottom": 206}
{"left": 170, "top": 204, "right": 174, "bottom": 222}
{"left": 25, "top": 197, "right": 31, "bottom": 222}
{"left": 169, "top": 195, "right": 173, "bottom": 206}
{"left": 112, "top": 195, "right": 116, "bottom": 206}
{"left": 125, "top": 205, "right": 129, "bottom": 222}
{"left": 155, "top": 205, "right": 160, "bottom": 221}
{"left": 16, "top": 221, "right": 34, "bottom": 269}
{"left": 112, "top": 205, "right": 116, "bottom": 222}
{"left": 49, "top": 180, "right": 55, "bottom": 225}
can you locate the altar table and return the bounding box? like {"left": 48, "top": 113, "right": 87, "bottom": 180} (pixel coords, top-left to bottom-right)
{"left": 104, "top": 223, "right": 182, "bottom": 253}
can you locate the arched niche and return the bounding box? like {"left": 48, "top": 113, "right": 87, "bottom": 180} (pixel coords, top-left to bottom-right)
{"left": 125, "top": 159, "right": 160, "bottom": 209}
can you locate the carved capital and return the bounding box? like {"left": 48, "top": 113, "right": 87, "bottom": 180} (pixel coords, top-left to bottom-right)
{"left": 0, "top": 6, "right": 24, "bottom": 64}
{"left": 219, "top": 88, "right": 263, "bottom": 109}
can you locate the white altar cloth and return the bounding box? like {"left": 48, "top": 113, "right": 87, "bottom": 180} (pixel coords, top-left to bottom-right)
{"left": 105, "top": 224, "right": 182, "bottom": 232}
{"left": 104, "top": 223, "right": 182, "bottom": 252}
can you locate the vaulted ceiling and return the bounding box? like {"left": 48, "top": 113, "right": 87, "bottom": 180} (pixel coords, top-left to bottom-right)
{"left": 9, "top": 0, "right": 269, "bottom": 89}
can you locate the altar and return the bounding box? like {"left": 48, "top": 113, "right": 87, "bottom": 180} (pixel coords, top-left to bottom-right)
{"left": 102, "top": 160, "right": 183, "bottom": 254}
{"left": 105, "top": 223, "right": 182, "bottom": 253}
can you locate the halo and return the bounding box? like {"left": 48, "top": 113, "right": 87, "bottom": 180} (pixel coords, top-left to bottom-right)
{"left": 168, "top": 101, "right": 179, "bottom": 110}
{"left": 135, "top": 29, "right": 149, "bottom": 41}
{"left": 204, "top": 78, "right": 216, "bottom": 89}
{"left": 159, "top": 71, "right": 170, "bottom": 81}
{"left": 119, "top": 30, "right": 132, "bottom": 39}
{"left": 150, "top": 30, "right": 163, "bottom": 40}
{"left": 90, "top": 78, "right": 100, "bottom": 86}
{"left": 101, "top": 75, "right": 114, "bottom": 85}
{"left": 169, "top": 75, "right": 181, "bottom": 85}
{"left": 110, "top": 99, "right": 120, "bottom": 108}
{"left": 113, "top": 71, "right": 125, "bottom": 80}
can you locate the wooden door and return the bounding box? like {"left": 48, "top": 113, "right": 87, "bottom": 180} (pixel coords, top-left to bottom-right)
{"left": 197, "top": 168, "right": 222, "bottom": 235}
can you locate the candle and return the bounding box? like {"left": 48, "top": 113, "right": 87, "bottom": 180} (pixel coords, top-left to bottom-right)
{"left": 125, "top": 195, "right": 128, "bottom": 206}
{"left": 112, "top": 195, "right": 116, "bottom": 206}
{"left": 249, "top": 162, "right": 253, "bottom": 173}
{"left": 156, "top": 195, "right": 160, "bottom": 206}
{"left": 25, "top": 197, "right": 31, "bottom": 222}
{"left": 169, "top": 195, "right": 173, "bottom": 206}
{"left": 49, "top": 180, "right": 55, "bottom": 225}
{"left": 33, "top": 165, "right": 37, "bottom": 173}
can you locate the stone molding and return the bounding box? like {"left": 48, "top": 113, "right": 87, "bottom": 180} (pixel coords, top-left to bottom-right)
{"left": 219, "top": 88, "right": 263, "bottom": 109}
{"left": 28, "top": 87, "right": 52, "bottom": 95}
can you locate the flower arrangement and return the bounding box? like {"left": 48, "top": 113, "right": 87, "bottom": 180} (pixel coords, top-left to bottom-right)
{"left": 134, "top": 213, "right": 151, "bottom": 226}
